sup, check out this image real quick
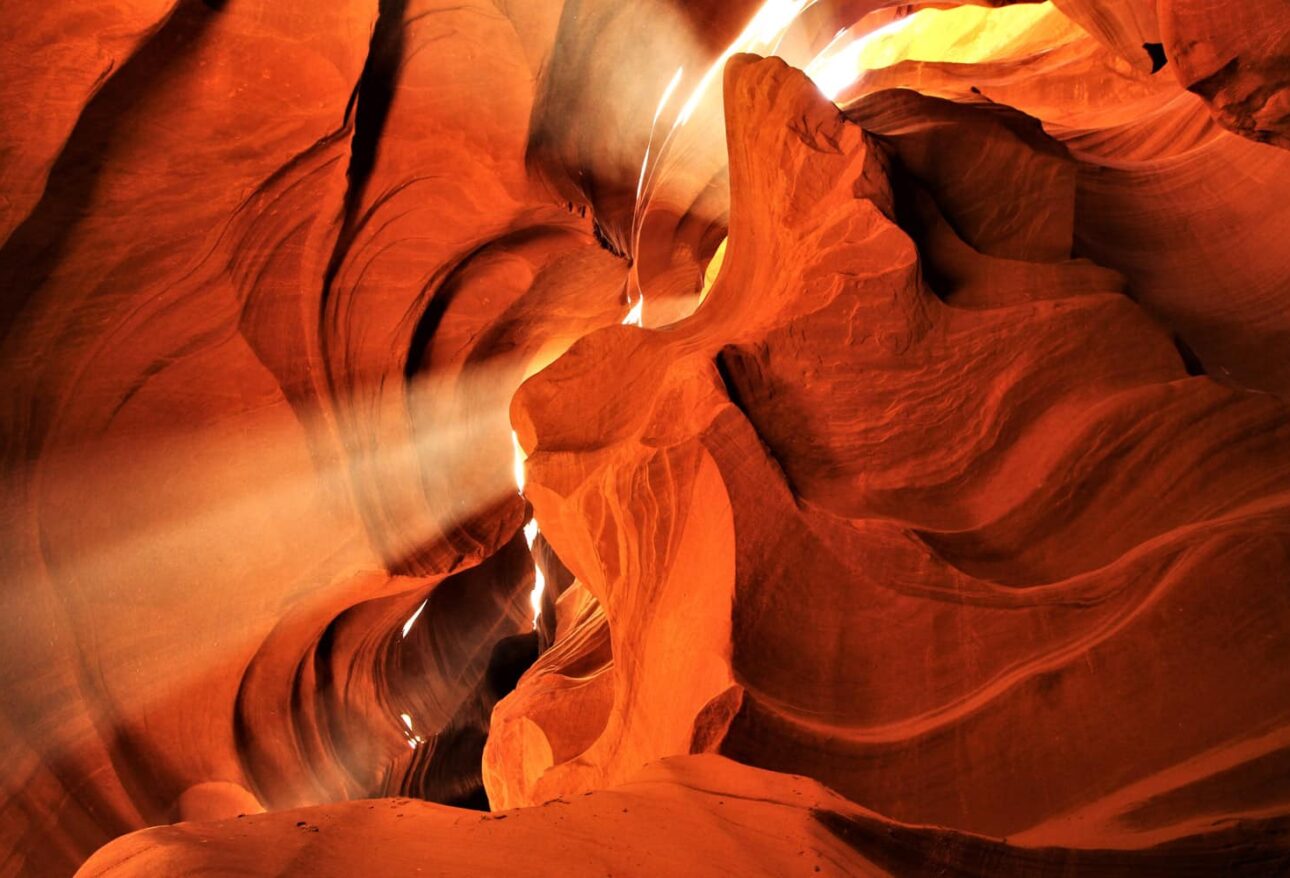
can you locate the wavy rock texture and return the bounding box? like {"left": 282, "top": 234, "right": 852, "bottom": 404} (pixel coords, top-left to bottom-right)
{"left": 848, "top": 1, "right": 1290, "bottom": 395}
{"left": 496, "top": 51, "right": 1290, "bottom": 851}
{"left": 625, "top": 3, "right": 1290, "bottom": 393}
{"left": 1050, "top": 0, "right": 1160, "bottom": 69}
{"left": 0, "top": 0, "right": 624, "bottom": 873}
{"left": 0, "top": 1, "right": 1287, "bottom": 876}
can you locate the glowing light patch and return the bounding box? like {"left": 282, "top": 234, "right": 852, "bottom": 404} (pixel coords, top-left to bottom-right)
{"left": 622, "top": 296, "right": 644, "bottom": 326}
{"left": 634, "top": 0, "right": 820, "bottom": 251}
{"left": 676, "top": 0, "right": 816, "bottom": 126}
{"left": 524, "top": 517, "right": 544, "bottom": 629}
{"left": 636, "top": 67, "right": 686, "bottom": 202}
{"left": 700, "top": 237, "right": 728, "bottom": 305}
{"left": 400, "top": 598, "right": 427, "bottom": 638}
{"left": 511, "top": 430, "right": 526, "bottom": 493}
{"left": 805, "top": 14, "right": 918, "bottom": 100}
{"left": 529, "top": 565, "right": 546, "bottom": 630}
{"left": 512, "top": 434, "right": 546, "bottom": 628}
{"left": 400, "top": 713, "right": 419, "bottom": 749}
{"left": 653, "top": 67, "right": 686, "bottom": 127}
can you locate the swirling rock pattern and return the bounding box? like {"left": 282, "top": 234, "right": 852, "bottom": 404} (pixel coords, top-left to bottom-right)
{"left": 850, "top": 3, "right": 1290, "bottom": 395}
{"left": 0, "top": 0, "right": 622, "bottom": 873}
{"left": 500, "top": 52, "right": 1290, "bottom": 851}
{"left": 0, "top": 1, "right": 1287, "bottom": 876}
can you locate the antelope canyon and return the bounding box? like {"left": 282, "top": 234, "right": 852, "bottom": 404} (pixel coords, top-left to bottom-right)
{"left": 1, "top": 1, "right": 1288, "bottom": 876}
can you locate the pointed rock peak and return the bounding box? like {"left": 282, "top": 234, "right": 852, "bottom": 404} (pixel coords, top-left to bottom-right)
{"left": 722, "top": 54, "right": 894, "bottom": 244}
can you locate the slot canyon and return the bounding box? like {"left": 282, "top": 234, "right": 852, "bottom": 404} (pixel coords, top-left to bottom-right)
{"left": 1, "top": 0, "right": 1289, "bottom": 874}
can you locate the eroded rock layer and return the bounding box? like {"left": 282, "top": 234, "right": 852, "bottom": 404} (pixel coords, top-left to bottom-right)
{"left": 0, "top": 0, "right": 1288, "bottom": 876}
{"left": 77, "top": 756, "right": 1290, "bottom": 877}
{"left": 493, "top": 57, "right": 1290, "bottom": 855}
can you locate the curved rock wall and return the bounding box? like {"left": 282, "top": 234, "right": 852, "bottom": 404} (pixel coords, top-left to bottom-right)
{"left": 0, "top": 1, "right": 1287, "bottom": 875}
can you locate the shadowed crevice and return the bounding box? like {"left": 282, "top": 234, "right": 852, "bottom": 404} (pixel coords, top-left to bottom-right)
{"left": 1144, "top": 42, "right": 1168, "bottom": 74}
{"left": 715, "top": 345, "right": 803, "bottom": 501}
{"left": 320, "top": 0, "right": 409, "bottom": 341}
{"left": 1173, "top": 334, "right": 1208, "bottom": 377}
{"left": 339, "top": 0, "right": 409, "bottom": 233}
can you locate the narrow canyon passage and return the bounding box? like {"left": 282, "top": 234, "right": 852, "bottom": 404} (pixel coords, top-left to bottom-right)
{"left": 1, "top": 1, "right": 1288, "bottom": 875}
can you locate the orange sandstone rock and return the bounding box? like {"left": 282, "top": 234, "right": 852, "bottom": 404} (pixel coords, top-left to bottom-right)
{"left": 497, "top": 54, "right": 1290, "bottom": 852}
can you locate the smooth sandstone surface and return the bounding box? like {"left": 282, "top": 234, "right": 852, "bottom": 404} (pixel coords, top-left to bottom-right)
{"left": 1, "top": 1, "right": 1288, "bottom": 875}
{"left": 76, "top": 756, "right": 1290, "bottom": 877}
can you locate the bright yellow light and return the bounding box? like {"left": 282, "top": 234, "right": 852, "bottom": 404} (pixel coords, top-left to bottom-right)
{"left": 824, "top": 1, "right": 1073, "bottom": 86}
{"left": 805, "top": 15, "right": 917, "bottom": 99}
{"left": 700, "top": 237, "right": 728, "bottom": 305}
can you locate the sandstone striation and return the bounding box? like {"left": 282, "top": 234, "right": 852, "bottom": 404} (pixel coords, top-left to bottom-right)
{"left": 0, "top": 1, "right": 1287, "bottom": 876}
{"left": 492, "top": 56, "right": 1290, "bottom": 855}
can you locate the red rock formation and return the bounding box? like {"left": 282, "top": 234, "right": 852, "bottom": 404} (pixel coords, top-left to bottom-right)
{"left": 0, "top": 0, "right": 176, "bottom": 244}
{"left": 849, "top": 3, "right": 1290, "bottom": 394}
{"left": 493, "top": 55, "right": 1290, "bottom": 850}
{"left": 1, "top": 1, "right": 1288, "bottom": 876}
{"left": 76, "top": 756, "right": 1290, "bottom": 877}
{"left": 0, "top": 1, "right": 622, "bottom": 872}
{"left": 1160, "top": 0, "right": 1290, "bottom": 147}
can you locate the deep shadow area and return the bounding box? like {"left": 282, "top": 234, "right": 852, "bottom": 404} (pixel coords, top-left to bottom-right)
{"left": 396, "top": 631, "right": 539, "bottom": 809}
{"left": 1144, "top": 42, "right": 1168, "bottom": 74}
